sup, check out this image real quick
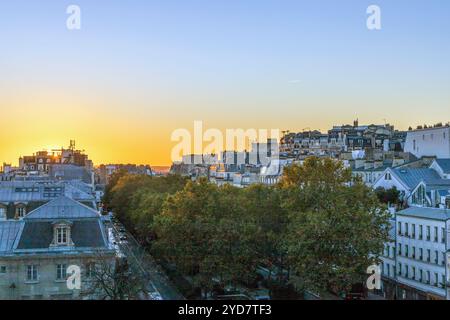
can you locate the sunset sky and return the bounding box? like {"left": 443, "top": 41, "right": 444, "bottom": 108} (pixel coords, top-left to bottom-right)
{"left": 1, "top": 0, "right": 449, "bottom": 166}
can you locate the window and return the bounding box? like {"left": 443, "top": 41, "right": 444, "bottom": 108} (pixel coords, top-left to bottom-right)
{"left": 427, "top": 249, "right": 431, "bottom": 262}
{"left": 412, "top": 267, "right": 416, "bottom": 279}
{"left": 435, "top": 250, "right": 439, "bottom": 264}
{"left": 420, "top": 248, "right": 423, "bottom": 260}
{"left": 419, "top": 269, "right": 423, "bottom": 282}
{"left": 419, "top": 225, "right": 423, "bottom": 239}
{"left": 442, "top": 228, "right": 446, "bottom": 243}
{"left": 15, "top": 205, "right": 26, "bottom": 219}
{"left": 0, "top": 266, "right": 6, "bottom": 274}
{"left": 427, "top": 271, "right": 431, "bottom": 284}
{"left": 412, "top": 224, "right": 416, "bottom": 238}
{"left": 398, "top": 263, "right": 402, "bottom": 276}
{"left": 442, "top": 275, "right": 446, "bottom": 288}
{"left": 443, "top": 253, "right": 446, "bottom": 266}
{"left": 85, "top": 263, "right": 96, "bottom": 278}
{"left": 398, "top": 244, "right": 402, "bottom": 256}
{"left": 435, "top": 273, "right": 439, "bottom": 287}
{"left": 427, "top": 226, "right": 431, "bottom": 241}
{"left": 398, "top": 222, "right": 402, "bottom": 235}
{"left": 405, "top": 245, "right": 409, "bottom": 257}
{"left": 405, "top": 265, "right": 409, "bottom": 278}
{"left": 27, "top": 265, "right": 38, "bottom": 282}
{"left": 0, "top": 206, "right": 6, "bottom": 219}
{"left": 434, "top": 227, "right": 438, "bottom": 242}
{"left": 53, "top": 224, "right": 72, "bottom": 246}
{"left": 56, "top": 227, "right": 68, "bottom": 244}
{"left": 56, "top": 264, "right": 67, "bottom": 280}
{"left": 412, "top": 246, "right": 416, "bottom": 259}
{"left": 405, "top": 223, "right": 409, "bottom": 237}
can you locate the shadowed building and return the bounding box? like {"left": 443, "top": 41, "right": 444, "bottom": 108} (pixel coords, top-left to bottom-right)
{"left": 0, "top": 196, "right": 115, "bottom": 300}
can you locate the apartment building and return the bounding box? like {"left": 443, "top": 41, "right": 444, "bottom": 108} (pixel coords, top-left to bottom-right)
{"left": 381, "top": 207, "right": 450, "bottom": 300}
{"left": 0, "top": 196, "right": 115, "bottom": 299}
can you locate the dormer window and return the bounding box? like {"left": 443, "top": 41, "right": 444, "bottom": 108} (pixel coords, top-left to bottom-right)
{"left": 52, "top": 221, "right": 74, "bottom": 247}
{"left": 15, "top": 204, "right": 27, "bottom": 219}
{"left": 56, "top": 227, "right": 69, "bottom": 245}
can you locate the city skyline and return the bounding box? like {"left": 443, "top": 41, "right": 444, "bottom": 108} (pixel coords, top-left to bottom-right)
{"left": 1, "top": 0, "right": 449, "bottom": 166}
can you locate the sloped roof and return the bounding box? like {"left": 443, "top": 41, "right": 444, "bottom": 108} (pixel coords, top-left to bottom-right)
{"left": 0, "top": 180, "right": 94, "bottom": 203}
{"left": 0, "top": 221, "right": 23, "bottom": 253}
{"left": 397, "top": 206, "right": 450, "bottom": 221}
{"left": 392, "top": 168, "right": 441, "bottom": 190}
{"left": 49, "top": 165, "right": 93, "bottom": 184}
{"left": 64, "top": 183, "right": 94, "bottom": 200}
{"left": 25, "top": 196, "right": 100, "bottom": 220}
{"left": 435, "top": 159, "right": 450, "bottom": 174}
{"left": 16, "top": 220, "right": 106, "bottom": 249}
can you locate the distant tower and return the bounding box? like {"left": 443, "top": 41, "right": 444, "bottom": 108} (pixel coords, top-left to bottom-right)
{"left": 69, "top": 140, "right": 76, "bottom": 151}
{"left": 353, "top": 118, "right": 359, "bottom": 128}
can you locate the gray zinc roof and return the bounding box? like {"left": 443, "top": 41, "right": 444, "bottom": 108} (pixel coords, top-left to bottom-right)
{"left": 435, "top": 159, "right": 450, "bottom": 174}
{"left": 25, "top": 196, "right": 100, "bottom": 220}
{"left": 393, "top": 168, "right": 441, "bottom": 190}
{"left": 16, "top": 220, "right": 106, "bottom": 250}
{"left": 397, "top": 207, "right": 450, "bottom": 221}
{"left": 0, "top": 221, "right": 24, "bottom": 253}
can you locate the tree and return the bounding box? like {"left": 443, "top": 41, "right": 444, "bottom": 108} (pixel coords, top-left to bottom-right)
{"left": 242, "top": 184, "right": 288, "bottom": 283}
{"left": 375, "top": 187, "right": 401, "bottom": 206}
{"left": 153, "top": 179, "right": 258, "bottom": 298}
{"left": 278, "top": 157, "right": 390, "bottom": 295}
{"left": 106, "top": 174, "right": 188, "bottom": 232}
{"left": 85, "top": 253, "right": 145, "bottom": 300}
{"left": 102, "top": 169, "right": 128, "bottom": 210}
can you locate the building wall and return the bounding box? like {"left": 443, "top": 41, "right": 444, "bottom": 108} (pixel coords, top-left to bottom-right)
{"left": 372, "top": 170, "right": 409, "bottom": 195}
{"left": 405, "top": 127, "right": 450, "bottom": 159}
{"left": 385, "top": 215, "right": 448, "bottom": 299}
{"left": 0, "top": 255, "right": 107, "bottom": 300}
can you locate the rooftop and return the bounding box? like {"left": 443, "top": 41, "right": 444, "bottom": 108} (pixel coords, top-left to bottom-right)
{"left": 25, "top": 196, "right": 100, "bottom": 220}
{"left": 397, "top": 206, "right": 450, "bottom": 221}
{"left": 392, "top": 168, "right": 441, "bottom": 189}
{"left": 435, "top": 159, "right": 450, "bottom": 174}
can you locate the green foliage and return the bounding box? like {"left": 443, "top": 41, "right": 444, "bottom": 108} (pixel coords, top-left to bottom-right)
{"left": 279, "top": 158, "right": 390, "bottom": 294}
{"left": 104, "top": 157, "right": 390, "bottom": 299}
{"left": 375, "top": 187, "right": 401, "bottom": 205}
{"left": 153, "top": 179, "right": 259, "bottom": 297}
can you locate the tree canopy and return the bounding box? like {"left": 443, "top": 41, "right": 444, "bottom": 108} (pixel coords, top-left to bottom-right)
{"left": 103, "top": 157, "right": 390, "bottom": 298}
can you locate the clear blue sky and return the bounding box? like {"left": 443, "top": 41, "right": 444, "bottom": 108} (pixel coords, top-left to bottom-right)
{"left": 1, "top": 0, "right": 449, "bottom": 164}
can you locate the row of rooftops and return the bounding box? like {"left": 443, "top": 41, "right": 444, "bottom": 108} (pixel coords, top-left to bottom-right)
{"left": 0, "top": 179, "right": 95, "bottom": 203}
